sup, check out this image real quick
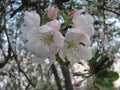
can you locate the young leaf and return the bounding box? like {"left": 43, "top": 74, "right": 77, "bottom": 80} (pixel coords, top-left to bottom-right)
{"left": 95, "top": 70, "right": 119, "bottom": 88}
{"left": 55, "top": 53, "right": 64, "bottom": 64}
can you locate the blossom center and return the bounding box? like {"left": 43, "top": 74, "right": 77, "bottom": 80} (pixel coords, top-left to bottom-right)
{"left": 66, "top": 40, "right": 78, "bottom": 49}
{"left": 42, "top": 32, "right": 54, "bottom": 46}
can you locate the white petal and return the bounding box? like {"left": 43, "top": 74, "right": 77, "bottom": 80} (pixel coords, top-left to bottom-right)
{"left": 73, "top": 14, "right": 86, "bottom": 27}
{"left": 65, "top": 28, "right": 80, "bottom": 41}
{"left": 73, "top": 13, "right": 95, "bottom": 36}
{"left": 37, "top": 25, "right": 53, "bottom": 34}
{"left": 77, "top": 31, "right": 91, "bottom": 46}
{"left": 46, "top": 20, "right": 61, "bottom": 31}
{"left": 53, "top": 31, "right": 65, "bottom": 47}
{"left": 66, "top": 28, "right": 91, "bottom": 46}
{"left": 85, "top": 14, "right": 94, "bottom": 24}
{"left": 50, "top": 45, "right": 61, "bottom": 54}
{"left": 76, "top": 25, "right": 95, "bottom": 36}
{"left": 49, "top": 31, "right": 64, "bottom": 54}
{"left": 32, "top": 56, "right": 47, "bottom": 63}
{"left": 66, "top": 46, "right": 92, "bottom": 64}
{"left": 77, "top": 46, "right": 92, "bottom": 60}
{"left": 20, "top": 26, "right": 38, "bottom": 41}
{"left": 19, "top": 34, "right": 27, "bottom": 41}
{"left": 26, "top": 27, "right": 38, "bottom": 39}
{"left": 66, "top": 49, "right": 80, "bottom": 64}
{"left": 25, "top": 40, "right": 49, "bottom": 58}
{"left": 24, "top": 11, "right": 40, "bottom": 27}
{"left": 59, "top": 47, "right": 66, "bottom": 61}
{"left": 20, "top": 24, "right": 29, "bottom": 34}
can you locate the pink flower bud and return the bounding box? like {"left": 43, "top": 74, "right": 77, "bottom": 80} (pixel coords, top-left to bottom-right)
{"left": 47, "top": 8, "right": 58, "bottom": 20}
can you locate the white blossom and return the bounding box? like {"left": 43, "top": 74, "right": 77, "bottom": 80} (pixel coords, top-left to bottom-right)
{"left": 20, "top": 11, "right": 64, "bottom": 63}
{"left": 25, "top": 25, "right": 64, "bottom": 63}
{"left": 59, "top": 28, "right": 92, "bottom": 64}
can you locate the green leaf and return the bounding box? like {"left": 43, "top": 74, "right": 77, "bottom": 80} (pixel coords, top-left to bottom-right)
{"left": 95, "top": 70, "right": 119, "bottom": 88}
{"left": 88, "top": 51, "right": 102, "bottom": 67}
{"left": 41, "top": 14, "right": 48, "bottom": 25}
{"left": 55, "top": 53, "right": 64, "bottom": 64}
{"left": 76, "top": 3, "right": 83, "bottom": 9}
{"left": 88, "top": 51, "right": 111, "bottom": 74}
{"left": 109, "top": 30, "right": 114, "bottom": 37}
{"left": 59, "top": 10, "right": 69, "bottom": 21}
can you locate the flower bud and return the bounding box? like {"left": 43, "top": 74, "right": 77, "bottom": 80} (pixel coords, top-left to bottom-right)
{"left": 47, "top": 8, "right": 58, "bottom": 20}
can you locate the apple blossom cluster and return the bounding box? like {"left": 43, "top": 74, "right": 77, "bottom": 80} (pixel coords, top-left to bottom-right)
{"left": 20, "top": 8, "right": 95, "bottom": 64}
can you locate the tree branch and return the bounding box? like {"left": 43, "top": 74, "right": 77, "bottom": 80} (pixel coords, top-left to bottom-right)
{"left": 61, "top": 63, "right": 74, "bottom": 90}
{"left": 51, "top": 64, "right": 63, "bottom": 90}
